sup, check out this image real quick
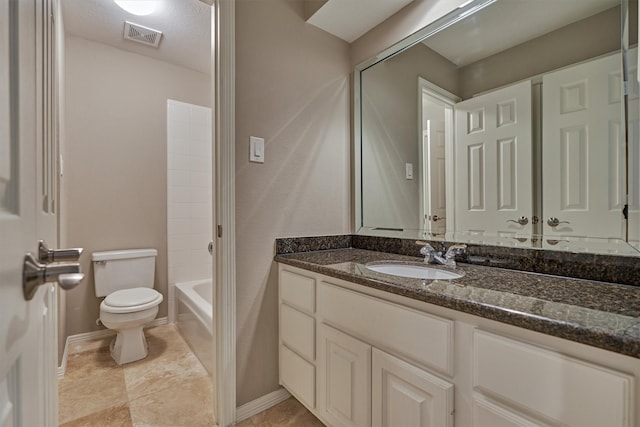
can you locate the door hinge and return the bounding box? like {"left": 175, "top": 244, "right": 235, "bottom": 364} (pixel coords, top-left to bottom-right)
{"left": 623, "top": 204, "right": 629, "bottom": 220}
{"left": 217, "top": 225, "right": 222, "bottom": 238}
{"left": 624, "top": 80, "right": 629, "bottom": 96}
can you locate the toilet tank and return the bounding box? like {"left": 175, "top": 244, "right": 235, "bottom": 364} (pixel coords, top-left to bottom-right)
{"left": 92, "top": 249, "right": 157, "bottom": 297}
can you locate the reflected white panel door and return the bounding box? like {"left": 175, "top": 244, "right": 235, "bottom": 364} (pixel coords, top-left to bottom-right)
{"left": 627, "top": 48, "right": 640, "bottom": 248}
{"left": 318, "top": 323, "right": 371, "bottom": 427}
{"left": 372, "top": 349, "right": 454, "bottom": 427}
{"left": 454, "top": 81, "right": 532, "bottom": 234}
{"left": 0, "top": 0, "right": 56, "bottom": 426}
{"left": 542, "top": 52, "right": 625, "bottom": 238}
{"left": 423, "top": 122, "right": 447, "bottom": 234}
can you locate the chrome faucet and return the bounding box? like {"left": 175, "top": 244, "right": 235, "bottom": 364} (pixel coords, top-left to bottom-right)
{"left": 417, "top": 241, "right": 466, "bottom": 268}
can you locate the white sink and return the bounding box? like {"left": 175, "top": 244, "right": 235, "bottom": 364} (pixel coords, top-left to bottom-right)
{"left": 366, "top": 263, "right": 463, "bottom": 280}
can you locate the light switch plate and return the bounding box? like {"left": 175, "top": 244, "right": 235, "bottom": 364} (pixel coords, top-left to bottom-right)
{"left": 405, "top": 163, "right": 413, "bottom": 180}
{"left": 250, "top": 136, "right": 265, "bottom": 163}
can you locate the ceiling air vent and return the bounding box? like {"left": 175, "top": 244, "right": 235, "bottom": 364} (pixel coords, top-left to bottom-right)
{"left": 123, "top": 21, "right": 162, "bottom": 48}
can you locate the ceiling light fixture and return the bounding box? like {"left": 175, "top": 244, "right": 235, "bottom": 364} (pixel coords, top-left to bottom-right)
{"left": 114, "top": 0, "right": 159, "bottom": 16}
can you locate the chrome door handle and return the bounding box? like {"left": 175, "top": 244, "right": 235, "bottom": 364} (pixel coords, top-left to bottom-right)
{"left": 23, "top": 253, "right": 85, "bottom": 300}
{"left": 38, "top": 240, "right": 83, "bottom": 263}
{"left": 547, "top": 217, "right": 570, "bottom": 227}
{"left": 507, "top": 216, "right": 529, "bottom": 225}
{"left": 432, "top": 215, "right": 446, "bottom": 222}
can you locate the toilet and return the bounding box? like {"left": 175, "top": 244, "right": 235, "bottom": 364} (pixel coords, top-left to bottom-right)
{"left": 92, "top": 248, "right": 163, "bottom": 365}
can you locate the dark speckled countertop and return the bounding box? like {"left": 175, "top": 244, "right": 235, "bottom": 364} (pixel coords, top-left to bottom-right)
{"left": 275, "top": 248, "right": 640, "bottom": 359}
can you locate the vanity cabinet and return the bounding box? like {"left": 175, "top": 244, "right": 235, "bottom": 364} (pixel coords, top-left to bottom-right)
{"left": 278, "top": 264, "right": 638, "bottom": 427}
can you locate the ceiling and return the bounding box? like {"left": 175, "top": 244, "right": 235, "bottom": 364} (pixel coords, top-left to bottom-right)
{"left": 61, "top": 0, "right": 211, "bottom": 75}
{"left": 425, "top": 0, "right": 620, "bottom": 67}
{"left": 307, "top": 0, "right": 416, "bottom": 43}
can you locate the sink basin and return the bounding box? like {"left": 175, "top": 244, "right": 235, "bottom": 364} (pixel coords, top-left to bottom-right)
{"left": 366, "top": 263, "right": 463, "bottom": 280}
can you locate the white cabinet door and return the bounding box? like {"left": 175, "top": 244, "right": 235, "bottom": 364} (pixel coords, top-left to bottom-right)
{"left": 318, "top": 323, "right": 371, "bottom": 427}
{"left": 542, "top": 52, "right": 625, "bottom": 238}
{"left": 454, "top": 81, "right": 533, "bottom": 234}
{"left": 372, "top": 349, "right": 454, "bottom": 427}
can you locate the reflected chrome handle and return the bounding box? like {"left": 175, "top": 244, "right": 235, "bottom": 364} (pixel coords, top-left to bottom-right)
{"left": 507, "top": 216, "right": 529, "bottom": 226}
{"left": 38, "top": 240, "right": 83, "bottom": 263}
{"left": 23, "top": 253, "right": 85, "bottom": 300}
{"left": 208, "top": 241, "right": 213, "bottom": 255}
{"left": 432, "top": 215, "right": 446, "bottom": 222}
{"left": 547, "top": 217, "right": 570, "bottom": 227}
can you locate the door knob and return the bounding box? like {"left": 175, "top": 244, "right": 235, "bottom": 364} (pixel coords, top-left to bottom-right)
{"left": 507, "top": 216, "right": 529, "bottom": 225}
{"left": 547, "top": 217, "right": 570, "bottom": 227}
{"left": 432, "top": 215, "right": 446, "bottom": 222}
{"left": 208, "top": 241, "right": 214, "bottom": 255}
{"left": 38, "top": 240, "right": 83, "bottom": 263}
{"left": 23, "top": 253, "right": 85, "bottom": 300}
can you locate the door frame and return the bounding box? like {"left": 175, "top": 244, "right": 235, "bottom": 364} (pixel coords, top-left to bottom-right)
{"left": 214, "top": 1, "right": 237, "bottom": 426}
{"left": 418, "top": 78, "right": 460, "bottom": 234}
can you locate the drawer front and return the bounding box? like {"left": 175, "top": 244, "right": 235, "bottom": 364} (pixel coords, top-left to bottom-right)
{"left": 280, "top": 268, "right": 315, "bottom": 313}
{"left": 280, "top": 303, "right": 315, "bottom": 361}
{"left": 473, "top": 330, "right": 634, "bottom": 427}
{"left": 280, "top": 344, "right": 316, "bottom": 409}
{"left": 318, "top": 281, "right": 453, "bottom": 376}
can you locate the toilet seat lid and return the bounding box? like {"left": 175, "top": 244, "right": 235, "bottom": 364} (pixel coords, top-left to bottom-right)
{"left": 104, "top": 287, "right": 160, "bottom": 307}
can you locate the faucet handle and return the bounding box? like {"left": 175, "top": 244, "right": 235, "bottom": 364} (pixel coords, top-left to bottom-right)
{"left": 445, "top": 243, "right": 467, "bottom": 258}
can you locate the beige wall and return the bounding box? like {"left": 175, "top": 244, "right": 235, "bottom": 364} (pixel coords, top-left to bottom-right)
{"left": 235, "top": 0, "right": 351, "bottom": 406}
{"left": 361, "top": 43, "right": 458, "bottom": 230}
{"left": 63, "top": 36, "right": 211, "bottom": 338}
{"left": 459, "top": 6, "right": 621, "bottom": 99}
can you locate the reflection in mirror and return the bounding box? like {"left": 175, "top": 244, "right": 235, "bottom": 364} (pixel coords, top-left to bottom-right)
{"left": 357, "top": 0, "right": 640, "bottom": 255}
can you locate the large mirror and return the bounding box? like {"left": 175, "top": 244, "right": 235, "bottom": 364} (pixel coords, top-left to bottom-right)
{"left": 356, "top": 0, "right": 640, "bottom": 255}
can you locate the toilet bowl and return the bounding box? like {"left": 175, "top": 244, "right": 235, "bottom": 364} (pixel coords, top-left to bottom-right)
{"left": 100, "top": 287, "right": 163, "bottom": 364}
{"left": 92, "top": 249, "right": 163, "bottom": 365}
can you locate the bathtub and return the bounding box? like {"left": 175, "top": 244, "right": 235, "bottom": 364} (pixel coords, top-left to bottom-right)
{"left": 175, "top": 279, "right": 214, "bottom": 374}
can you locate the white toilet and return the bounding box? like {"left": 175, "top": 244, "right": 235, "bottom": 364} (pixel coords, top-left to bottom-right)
{"left": 92, "top": 248, "right": 163, "bottom": 365}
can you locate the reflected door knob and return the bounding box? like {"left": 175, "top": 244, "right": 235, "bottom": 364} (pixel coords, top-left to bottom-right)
{"left": 432, "top": 215, "right": 446, "bottom": 222}
{"left": 507, "top": 216, "right": 529, "bottom": 225}
{"left": 547, "top": 217, "right": 570, "bottom": 227}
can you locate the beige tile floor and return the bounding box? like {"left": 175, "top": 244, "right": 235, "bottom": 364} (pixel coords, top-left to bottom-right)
{"left": 59, "top": 324, "right": 214, "bottom": 426}
{"left": 58, "top": 324, "right": 323, "bottom": 427}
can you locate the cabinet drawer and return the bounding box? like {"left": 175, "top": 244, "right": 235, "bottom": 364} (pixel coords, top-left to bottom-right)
{"left": 318, "top": 281, "right": 453, "bottom": 376}
{"left": 280, "top": 304, "right": 315, "bottom": 361}
{"left": 473, "top": 330, "right": 634, "bottom": 427}
{"left": 280, "top": 345, "right": 316, "bottom": 409}
{"left": 280, "top": 268, "right": 315, "bottom": 313}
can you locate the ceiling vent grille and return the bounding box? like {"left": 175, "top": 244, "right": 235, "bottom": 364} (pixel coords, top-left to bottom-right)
{"left": 123, "top": 21, "right": 162, "bottom": 48}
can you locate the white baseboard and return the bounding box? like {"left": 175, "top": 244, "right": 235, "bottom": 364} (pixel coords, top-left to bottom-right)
{"left": 235, "top": 388, "right": 291, "bottom": 422}
{"left": 57, "top": 317, "right": 169, "bottom": 378}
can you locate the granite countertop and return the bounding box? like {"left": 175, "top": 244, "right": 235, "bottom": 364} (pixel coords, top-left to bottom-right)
{"left": 275, "top": 248, "right": 640, "bottom": 359}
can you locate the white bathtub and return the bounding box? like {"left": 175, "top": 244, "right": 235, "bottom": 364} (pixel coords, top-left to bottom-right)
{"left": 175, "top": 279, "right": 213, "bottom": 374}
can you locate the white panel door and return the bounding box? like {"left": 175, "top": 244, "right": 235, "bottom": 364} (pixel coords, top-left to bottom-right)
{"left": 627, "top": 48, "right": 640, "bottom": 248}
{"left": 423, "top": 123, "right": 447, "bottom": 234}
{"left": 372, "top": 349, "right": 454, "bottom": 427}
{"left": 318, "top": 323, "right": 371, "bottom": 427}
{"left": 454, "top": 81, "right": 533, "bottom": 234}
{"left": 542, "top": 52, "right": 625, "bottom": 238}
{"left": 0, "top": 0, "right": 56, "bottom": 426}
